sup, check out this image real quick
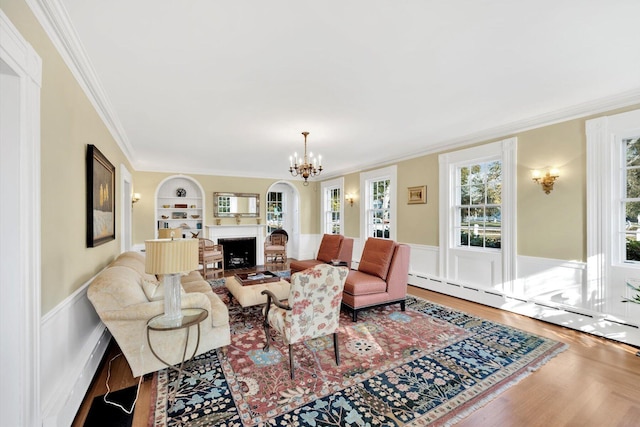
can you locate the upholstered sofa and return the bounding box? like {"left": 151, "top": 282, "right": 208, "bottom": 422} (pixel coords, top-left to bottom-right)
{"left": 290, "top": 234, "right": 354, "bottom": 273}
{"left": 87, "top": 251, "right": 230, "bottom": 377}
{"left": 342, "top": 238, "right": 410, "bottom": 321}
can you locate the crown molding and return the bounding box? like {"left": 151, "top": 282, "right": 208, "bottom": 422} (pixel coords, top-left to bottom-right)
{"left": 25, "top": 0, "right": 137, "bottom": 166}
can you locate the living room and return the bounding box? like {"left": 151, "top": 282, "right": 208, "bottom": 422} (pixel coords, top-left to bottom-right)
{"left": 1, "top": 1, "right": 640, "bottom": 426}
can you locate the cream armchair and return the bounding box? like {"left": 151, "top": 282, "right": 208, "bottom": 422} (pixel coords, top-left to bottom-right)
{"left": 87, "top": 252, "right": 230, "bottom": 377}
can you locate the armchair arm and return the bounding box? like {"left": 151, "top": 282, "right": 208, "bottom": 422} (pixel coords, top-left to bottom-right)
{"left": 261, "top": 289, "right": 290, "bottom": 322}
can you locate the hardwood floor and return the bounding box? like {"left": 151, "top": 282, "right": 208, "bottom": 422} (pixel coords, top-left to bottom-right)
{"left": 72, "top": 266, "right": 640, "bottom": 427}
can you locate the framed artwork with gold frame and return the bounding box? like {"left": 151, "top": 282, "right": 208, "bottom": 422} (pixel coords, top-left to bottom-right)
{"left": 408, "top": 185, "right": 427, "bottom": 204}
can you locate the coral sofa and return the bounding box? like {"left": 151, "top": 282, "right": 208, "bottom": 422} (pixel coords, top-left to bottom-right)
{"left": 342, "top": 238, "right": 410, "bottom": 321}
{"left": 290, "top": 234, "right": 354, "bottom": 273}
{"left": 87, "top": 251, "right": 230, "bottom": 377}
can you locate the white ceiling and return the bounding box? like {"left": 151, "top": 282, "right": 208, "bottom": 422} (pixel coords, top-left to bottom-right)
{"left": 56, "top": 0, "right": 640, "bottom": 180}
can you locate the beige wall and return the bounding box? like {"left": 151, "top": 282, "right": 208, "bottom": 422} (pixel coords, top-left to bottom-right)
{"left": 2, "top": 1, "right": 134, "bottom": 314}
{"left": 4, "top": 0, "right": 640, "bottom": 315}
{"left": 132, "top": 172, "right": 318, "bottom": 244}
{"left": 332, "top": 104, "right": 640, "bottom": 263}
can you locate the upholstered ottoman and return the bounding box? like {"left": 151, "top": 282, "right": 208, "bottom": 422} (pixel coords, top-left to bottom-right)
{"left": 225, "top": 276, "right": 290, "bottom": 308}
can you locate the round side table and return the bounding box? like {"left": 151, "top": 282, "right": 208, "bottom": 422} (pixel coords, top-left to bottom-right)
{"left": 146, "top": 308, "right": 208, "bottom": 395}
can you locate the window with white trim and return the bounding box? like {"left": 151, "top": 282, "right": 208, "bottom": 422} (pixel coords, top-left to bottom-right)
{"left": 622, "top": 136, "right": 640, "bottom": 263}
{"left": 361, "top": 166, "right": 396, "bottom": 241}
{"left": 321, "top": 177, "right": 344, "bottom": 235}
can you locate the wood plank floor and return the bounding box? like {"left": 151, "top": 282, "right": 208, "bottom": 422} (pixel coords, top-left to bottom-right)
{"left": 72, "top": 266, "right": 640, "bottom": 426}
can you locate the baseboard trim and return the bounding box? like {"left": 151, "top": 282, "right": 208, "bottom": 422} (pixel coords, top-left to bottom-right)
{"left": 408, "top": 274, "right": 640, "bottom": 348}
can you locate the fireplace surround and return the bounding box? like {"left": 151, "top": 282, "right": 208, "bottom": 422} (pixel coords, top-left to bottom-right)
{"left": 206, "top": 224, "right": 266, "bottom": 268}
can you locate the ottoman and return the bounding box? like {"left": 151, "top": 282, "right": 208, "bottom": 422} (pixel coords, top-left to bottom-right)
{"left": 225, "top": 276, "right": 290, "bottom": 308}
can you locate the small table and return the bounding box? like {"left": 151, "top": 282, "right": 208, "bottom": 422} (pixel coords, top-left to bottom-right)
{"left": 146, "top": 308, "right": 208, "bottom": 395}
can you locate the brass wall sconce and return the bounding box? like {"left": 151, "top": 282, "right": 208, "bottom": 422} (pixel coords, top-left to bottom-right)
{"left": 345, "top": 194, "right": 355, "bottom": 207}
{"left": 531, "top": 168, "right": 560, "bottom": 194}
{"left": 132, "top": 192, "right": 141, "bottom": 205}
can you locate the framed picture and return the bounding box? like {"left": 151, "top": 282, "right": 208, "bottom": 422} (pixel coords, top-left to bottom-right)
{"left": 86, "top": 144, "right": 115, "bottom": 247}
{"left": 408, "top": 185, "right": 427, "bottom": 204}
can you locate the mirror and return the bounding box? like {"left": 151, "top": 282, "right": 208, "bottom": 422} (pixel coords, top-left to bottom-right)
{"left": 213, "top": 192, "right": 260, "bottom": 218}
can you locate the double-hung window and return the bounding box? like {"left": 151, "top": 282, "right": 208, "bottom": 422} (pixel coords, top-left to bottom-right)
{"left": 361, "top": 166, "right": 396, "bottom": 241}
{"left": 321, "top": 178, "right": 344, "bottom": 235}
{"left": 622, "top": 136, "right": 640, "bottom": 263}
{"left": 455, "top": 161, "right": 502, "bottom": 249}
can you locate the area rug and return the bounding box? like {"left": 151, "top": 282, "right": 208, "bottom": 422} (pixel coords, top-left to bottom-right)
{"left": 151, "top": 294, "right": 567, "bottom": 426}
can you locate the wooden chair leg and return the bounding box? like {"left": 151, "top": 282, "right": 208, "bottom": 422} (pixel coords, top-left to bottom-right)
{"left": 289, "top": 344, "right": 295, "bottom": 380}
{"left": 333, "top": 332, "right": 340, "bottom": 365}
{"left": 263, "top": 320, "right": 271, "bottom": 352}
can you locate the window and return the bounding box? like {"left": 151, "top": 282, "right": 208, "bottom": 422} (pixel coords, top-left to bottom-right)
{"left": 622, "top": 136, "right": 640, "bottom": 263}
{"left": 321, "top": 178, "right": 344, "bottom": 235}
{"left": 456, "top": 161, "right": 502, "bottom": 249}
{"left": 266, "top": 191, "right": 284, "bottom": 234}
{"left": 361, "top": 166, "right": 396, "bottom": 241}
{"left": 439, "top": 138, "right": 516, "bottom": 292}
{"left": 368, "top": 179, "right": 391, "bottom": 238}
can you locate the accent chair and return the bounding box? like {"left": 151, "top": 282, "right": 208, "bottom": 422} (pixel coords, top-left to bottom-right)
{"left": 261, "top": 263, "right": 348, "bottom": 379}
{"left": 264, "top": 230, "right": 288, "bottom": 264}
{"left": 342, "top": 237, "right": 410, "bottom": 321}
{"left": 198, "top": 238, "right": 224, "bottom": 279}
{"left": 289, "top": 233, "right": 354, "bottom": 273}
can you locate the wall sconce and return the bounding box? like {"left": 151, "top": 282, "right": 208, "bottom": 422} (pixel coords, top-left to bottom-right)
{"left": 132, "top": 192, "right": 141, "bottom": 205}
{"left": 531, "top": 168, "right": 560, "bottom": 194}
{"left": 345, "top": 194, "right": 355, "bottom": 207}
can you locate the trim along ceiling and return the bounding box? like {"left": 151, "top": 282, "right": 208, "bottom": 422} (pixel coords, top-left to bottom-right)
{"left": 30, "top": 0, "right": 640, "bottom": 179}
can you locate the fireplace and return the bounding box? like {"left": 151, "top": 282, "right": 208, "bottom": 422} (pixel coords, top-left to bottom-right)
{"left": 218, "top": 237, "right": 257, "bottom": 270}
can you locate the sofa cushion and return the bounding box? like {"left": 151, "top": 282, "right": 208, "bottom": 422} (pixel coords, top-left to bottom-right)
{"left": 316, "top": 234, "right": 343, "bottom": 263}
{"left": 110, "top": 252, "right": 159, "bottom": 283}
{"left": 87, "top": 266, "right": 149, "bottom": 310}
{"left": 141, "top": 277, "right": 186, "bottom": 302}
{"left": 343, "top": 270, "right": 388, "bottom": 296}
{"left": 357, "top": 238, "right": 395, "bottom": 280}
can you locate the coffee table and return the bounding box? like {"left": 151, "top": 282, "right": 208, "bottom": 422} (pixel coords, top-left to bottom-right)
{"left": 225, "top": 275, "right": 290, "bottom": 308}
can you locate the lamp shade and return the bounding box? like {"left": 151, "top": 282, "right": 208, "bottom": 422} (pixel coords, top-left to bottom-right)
{"left": 145, "top": 238, "right": 198, "bottom": 275}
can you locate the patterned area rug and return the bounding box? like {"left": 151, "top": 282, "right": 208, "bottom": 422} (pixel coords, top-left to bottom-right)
{"left": 151, "top": 287, "right": 567, "bottom": 426}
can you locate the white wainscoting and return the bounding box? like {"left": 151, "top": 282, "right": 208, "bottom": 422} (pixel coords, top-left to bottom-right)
{"left": 406, "top": 244, "right": 640, "bottom": 347}
{"left": 40, "top": 276, "right": 110, "bottom": 427}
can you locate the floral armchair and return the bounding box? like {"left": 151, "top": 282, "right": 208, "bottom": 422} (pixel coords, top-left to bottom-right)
{"left": 261, "top": 263, "right": 348, "bottom": 379}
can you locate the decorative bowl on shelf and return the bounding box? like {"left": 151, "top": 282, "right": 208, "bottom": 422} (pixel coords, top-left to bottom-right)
{"left": 162, "top": 204, "right": 170, "bottom": 208}
{"left": 161, "top": 215, "right": 169, "bottom": 219}
{"left": 191, "top": 215, "right": 200, "bottom": 219}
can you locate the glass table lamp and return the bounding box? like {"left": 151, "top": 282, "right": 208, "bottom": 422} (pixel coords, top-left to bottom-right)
{"left": 145, "top": 237, "right": 198, "bottom": 324}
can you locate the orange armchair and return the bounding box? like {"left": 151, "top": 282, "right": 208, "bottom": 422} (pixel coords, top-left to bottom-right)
{"left": 342, "top": 238, "right": 410, "bottom": 322}
{"left": 290, "top": 234, "right": 354, "bottom": 273}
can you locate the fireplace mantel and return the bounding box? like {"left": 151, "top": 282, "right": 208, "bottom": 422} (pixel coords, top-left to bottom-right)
{"left": 207, "top": 224, "right": 267, "bottom": 266}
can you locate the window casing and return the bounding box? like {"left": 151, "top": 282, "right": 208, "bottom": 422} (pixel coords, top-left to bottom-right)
{"left": 621, "top": 136, "right": 640, "bottom": 263}
{"left": 361, "top": 166, "right": 397, "bottom": 241}
{"left": 321, "top": 177, "right": 344, "bottom": 235}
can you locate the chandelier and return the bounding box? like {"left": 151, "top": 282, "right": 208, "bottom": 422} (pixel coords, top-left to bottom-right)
{"left": 289, "top": 131, "right": 323, "bottom": 186}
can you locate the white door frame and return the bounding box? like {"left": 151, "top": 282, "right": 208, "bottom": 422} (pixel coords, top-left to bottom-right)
{"left": 0, "top": 11, "right": 42, "bottom": 427}
{"left": 119, "top": 164, "right": 133, "bottom": 252}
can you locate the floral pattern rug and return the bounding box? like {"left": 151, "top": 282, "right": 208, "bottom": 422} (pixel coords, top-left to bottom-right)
{"left": 151, "top": 291, "right": 567, "bottom": 426}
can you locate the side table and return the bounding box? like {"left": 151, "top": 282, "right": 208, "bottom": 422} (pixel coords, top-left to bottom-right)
{"left": 146, "top": 308, "right": 208, "bottom": 396}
